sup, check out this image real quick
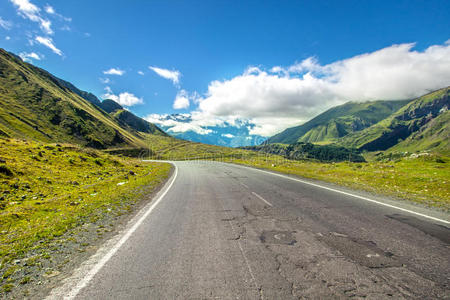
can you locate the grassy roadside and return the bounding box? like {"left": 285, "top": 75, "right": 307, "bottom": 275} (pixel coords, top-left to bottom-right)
{"left": 0, "top": 139, "right": 172, "bottom": 295}
{"left": 229, "top": 154, "right": 449, "bottom": 211}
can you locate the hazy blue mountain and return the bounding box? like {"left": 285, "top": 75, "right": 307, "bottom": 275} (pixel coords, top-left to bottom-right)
{"left": 150, "top": 114, "right": 266, "bottom": 147}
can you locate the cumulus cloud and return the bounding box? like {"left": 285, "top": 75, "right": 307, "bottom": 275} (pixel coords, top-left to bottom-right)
{"left": 102, "top": 87, "right": 143, "bottom": 107}
{"left": 137, "top": 71, "right": 144, "bottom": 76}
{"left": 103, "top": 68, "right": 125, "bottom": 76}
{"left": 173, "top": 90, "right": 190, "bottom": 109}
{"left": 35, "top": 36, "right": 62, "bottom": 55}
{"left": 222, "top": 133, "right": 234, "bottom": 138}
{"left": 0, "top": 17, "right": 12, "bottom": 30}
{"left": 10, "top": 0, "right": 53, "bottom": 34}
{"left": 149, "top": 66, "right": 181, "bottom": 86}
{"left": 190, "top": 41, "right": 450, "bottom": 136}
{"left": 19, "top": 51, "right": 41, "bottom": 62}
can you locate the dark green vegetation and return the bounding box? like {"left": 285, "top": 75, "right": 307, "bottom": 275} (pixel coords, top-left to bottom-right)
{"left": 269, "top": 87, "right": 449, "bottom": 155}
{"left": 268, "top": 100, "right": 411, "bottom": 144}
{"left": 338, "top": 87, "right": 450, "bottom": 153}
{"left": 243, "top": 142, "right": 365, "bottom": 162}
{"left": 0, "top": 139, "right": 172, "bottom": 295}
{"left": 0, "top": 49, "right": 165, "bottom": 150}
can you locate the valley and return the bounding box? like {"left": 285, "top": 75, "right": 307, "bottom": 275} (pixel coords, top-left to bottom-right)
{"left": 0, "top": 47, "right": 448, "bottom": 298}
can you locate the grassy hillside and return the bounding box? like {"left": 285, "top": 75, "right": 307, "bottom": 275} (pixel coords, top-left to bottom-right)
{"left": 0, "top": 138, "right": 172, "bottom": 295}
{"left": 388, "top": 109, "right": 449, "bottom": 154}
{"left": 268, "top": 100, "right": 410, "bottom": 144}
{"left": 0, "top": 49, "right": 161, "bottom": 149}
{"left": 338, "top": 87, "right": 450, "bottom": 153}
{"left": 107, "top": 105, "right": 166, "bottom": 135}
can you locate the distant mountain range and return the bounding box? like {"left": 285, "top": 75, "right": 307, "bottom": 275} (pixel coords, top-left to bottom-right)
{"left": 268, "top": 88, "right": 449, "bottom": 154}
{"left": 0, "top": 49, "right": 165, "bottom": 149}
{"left": 1, "top": 47, "right": 448, "bottom": 155}
{"left": 148, "top": 114, "right": 266, "bottom": 147}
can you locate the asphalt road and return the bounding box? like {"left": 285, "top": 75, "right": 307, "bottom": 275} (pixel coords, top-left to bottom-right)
{"left": 48, "top": 161, "right": 450, "bottom": 299}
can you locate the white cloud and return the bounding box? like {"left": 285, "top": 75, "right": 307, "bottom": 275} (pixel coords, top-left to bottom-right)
{"left": 168, "top": 123, "right": 212, "bottom": 135}
{"left": 149, "top": 66, "right": 181, "bottom": 86}
{"left": 44, "top": 4, "right": 71, "bottom": 21}
{"left": 0, "top": 17, "right": 12, "bottom": 30}
{"left": 44, "top": 5, "right": 54, "bottom": 14}
{"left": 145, "top": 114, "right": 213, "bottom": 135}
{"left": 5, "top": 36, "right": 11, "bottom": 40}
{"left": 190, "top": 41, "right": 450, "bottom": 136}
{"left": 19, "top": 51, "right": 41, "bottom": 62}
{"left": 222, "top": 133, "right": 234, "bottom": 138}
{"left": 39, "top": 18, "right": 52, "bottom": 34}
{"left": 35, "top": 36, "right": 62, "bottom": 55}
{"left": 10, "top": 0, "right": 53, "bottom": 34}
{"left": 60, "top": 25, "right": 71, "bottom": 31}
{"left": 102, "top": 87, "right": 143, "bottom": 107}
{"left": 173, "top": 90, "right": 190, "bottom": 109}
{"left": 103, "top": 68, "right": 125, "bottom": 76}
{"left": 137, "top": 71, "right": 144, "bottom": 76}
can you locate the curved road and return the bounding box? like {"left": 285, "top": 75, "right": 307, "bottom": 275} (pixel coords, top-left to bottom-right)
{"left": 48, "top": 161, "right": 450, "bottom": 299}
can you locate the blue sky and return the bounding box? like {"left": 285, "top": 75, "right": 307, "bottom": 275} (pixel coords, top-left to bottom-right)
{"left": 1, "top": 0, "right": 450, "bottom": 136}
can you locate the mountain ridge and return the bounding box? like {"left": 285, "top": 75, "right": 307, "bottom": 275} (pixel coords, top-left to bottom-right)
{"left": 337, "top": 87, "right": 450, "bottom": 153}
{"left": 268, "top": 100, "right": 411, "bottom": 144}
{"left": 267, "top": 87, "right": 449, "bottom": 154}
{"left": 0, "top": 48, "right": 165, "bottom": 149}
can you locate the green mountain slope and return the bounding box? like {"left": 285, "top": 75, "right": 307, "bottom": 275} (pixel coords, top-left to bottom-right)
{"left": 268, "top": 100, "right": 410, "bottom": 144}
{"left": 338, "top": 87, "right": 450, "bottom": 152}
{"left": 389, "top": 109, "right": 449, "bottom": 154}
{"left": 101, "top": 100, "right": 166, "bottom": 135}
{"left": 0, "top": 49, "right": 164, "bottom": 148}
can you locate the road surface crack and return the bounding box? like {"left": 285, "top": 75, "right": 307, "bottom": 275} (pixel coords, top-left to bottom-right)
{"left": 274, "top": 253, "right": 296, "bottom": 297}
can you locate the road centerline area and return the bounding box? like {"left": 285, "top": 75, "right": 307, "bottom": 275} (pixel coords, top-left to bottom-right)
{"left": 233, "top": 164, "right": 450, "bottom": 225}
{"left": 251, "top": 191, "right": 273, "bottom": 207}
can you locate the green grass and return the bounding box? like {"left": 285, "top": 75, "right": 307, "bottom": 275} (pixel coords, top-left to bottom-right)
{"left": 0, "top": 138, "right": 171, "bottom": 291}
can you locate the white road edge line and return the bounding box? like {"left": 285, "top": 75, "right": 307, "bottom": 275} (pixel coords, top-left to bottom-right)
{"left": 251, "top": 191, "right": 273, "bottom": 207}
{"left": 46, "top": 163, "right": 178, "bottom": 300}
{"left": 236, "top": 164, "right": 449, "bottom": 225}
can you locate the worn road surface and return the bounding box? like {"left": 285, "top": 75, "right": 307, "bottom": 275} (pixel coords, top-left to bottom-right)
{"left": 48, "top": 161, "right": 450, "bottom": 299}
